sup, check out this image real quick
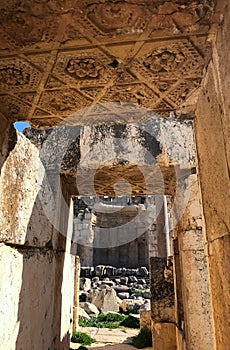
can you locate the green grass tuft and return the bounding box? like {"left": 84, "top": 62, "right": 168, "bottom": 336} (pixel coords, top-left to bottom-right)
{"left": 132, "top": 327, "right": 152, "bottom": 349}
{"left": 71, "top": 331, "right": 96, "bottom": 345}
{"left": 79, "top": 312, "right": 140, "bottom": 329}
{"left": 120, "top": 315, "right": 140, "bottom": 329}
{"left": 79, "top": 313, "right": 127, "bottom": 329}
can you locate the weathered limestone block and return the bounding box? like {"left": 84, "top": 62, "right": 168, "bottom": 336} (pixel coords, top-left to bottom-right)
{"left": 80, "top": 277, "right": 91, "bottom": 291}
{"left": 206, "top": 235, "right": 230, "bottom": 350}
{"left": 79, "top": 307, "right": 90, "bottom": 320}
{"left": 60, "top": 252, "right": 75, "bottom": 344}
{"left": 87, "top": 287, "right": 119, "bottom": 313}
{"left": 174, "top": 174, "right": 214, "bottom": 350}
{"left": 84, "top": 302, "right": 100, "bottom": 316}
{"left": 104, "top": 266, "right": 116, "bottom": 276}
{"left": 140, "top": 310, "right": 151, "bottom": 331}
{"left": 0, "top": 244, "right": 74, "bottom": 350}
{"left": 95, "top": 265, "right": 106, "bottom": 277}
{"left": 101, "top": 279, "right": 115, "bottom": 287}
{"left": 24, "top": 118, "right": 195, "bottom": 197}
{"left": 180, "top": 243, "right": 213, "bottom": 348}
{"left": 76, "top": 244, "right": 94, "bottom": 267}
{"left": 152, "top": 321, "right": 177, "bottom": 350}
{"left": 0, "top": 132, "right": 54, "bottom": 247}
{"left": 81, "top": 119, "right": 195, "bottom": 169}
{"left": 194, "top": 7, "right": 230, "bottom": 346}
{"left": 0, "top": 244, "right": 23, "bottom": 349}
{"left": 150, "top": 257, "right": 176, "bottom": 350}
{"left": 120, "top": 298, "right": 145, "bottom": 313}
{"left": 80, "top": 266, "right": 94, "bottom": 277}
{"left": 150, "top": 257, "right": 175, "bottom": 323}
{"left": 118, "top": 292, "right": 130, "bottom": 300}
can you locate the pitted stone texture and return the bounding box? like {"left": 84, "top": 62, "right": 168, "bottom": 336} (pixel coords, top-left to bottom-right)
{"left": 24, "top": 118, "right": 196, "bottom": 197}
{"left": 150, "top": 257, "right": 175, "bottom": 323}
{"left": 140, "top": 310, "right": 151, "bottom": 330}
{"left": 0, "top": 132, "right": 55, "bottom": 246}
{"left": 84, "top": 302, "right": 100, "bottom": 316}
{"left": 180, "top": 247, "right": 213, "bottom": 349}
{"left": 87, "top": 287, "right": 119, "bottom": 313}
{"left": 174, "top": 174, "right": 214, "bottom": 350}
{"left": 0, "top": 130, "right": 73, "bottom": 250}
{"left": 0, "top": 244, "right": 23, "bottom": 349}
{"left": 194, "top": 3, "right": 230, "bottom": 347}
{"left": 152, "top": 321, "right": 177, "bottom": 350}
{"left": 0, "top": 245, "right": 74, "bottom": 350}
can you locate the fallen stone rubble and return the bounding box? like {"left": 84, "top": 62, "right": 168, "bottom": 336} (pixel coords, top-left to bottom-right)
{"left": 79, "top": 265, "right": 150, "bottom": 317}
{"left": 80, "top": 265, "right": 149, "bottom": 278}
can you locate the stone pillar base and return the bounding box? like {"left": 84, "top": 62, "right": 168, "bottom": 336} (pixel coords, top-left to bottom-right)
{"left": 152, "top": 322, "right": 177, "bottom": 350}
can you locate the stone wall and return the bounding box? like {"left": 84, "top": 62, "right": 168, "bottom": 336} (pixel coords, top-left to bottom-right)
{"left": 93, "top": 204, "right": 153, "bottom": 268}
{"left": 195, "top": 1, "right": 230, "bottom": 348}
{"left": 72, "top": 198, "right": 158, "bottom": 268}
{"left": 73, "top": 211, "right": 95, "bottom": 266}
{"left": 0, "top": 132, "right": 75, "bottom": 349}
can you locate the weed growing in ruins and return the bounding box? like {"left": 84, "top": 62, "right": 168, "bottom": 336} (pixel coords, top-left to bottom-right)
{"left": 131, "top": 289, "right": 145, "bottom": 296}
{"left": 132, "top": 327, "right": 152, "bottom": 348}
{"left": 98, "top": 313, "right": 126, "bottom": 322}
{"left": 120, "top": 315, "right": 140, "bottom": 329}
{"left": 79, "top": 312, "right": 139, "bottom": 329}
{"left": 71, "top": 331, "right": 96, "bottom": 345}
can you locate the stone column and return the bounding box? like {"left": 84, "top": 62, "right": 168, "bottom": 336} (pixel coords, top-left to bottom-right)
{"left": 194, "top": 4, "right": 230, "bottom": 347}
{"left": 150, "top": 257, "right": 177, "bottom": 350}
{"left": 173, "top": 174, "right": 214, "bottom": 350}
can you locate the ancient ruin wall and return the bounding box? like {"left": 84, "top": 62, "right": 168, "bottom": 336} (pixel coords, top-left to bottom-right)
{"left": 195, "top": 1, "right": 230, "bottom": 348}
{"left": 173, "top": 174, "right": 214, "bottom": 350}
{"left": 0, "top": 132, "right": 75, "bottom": 349}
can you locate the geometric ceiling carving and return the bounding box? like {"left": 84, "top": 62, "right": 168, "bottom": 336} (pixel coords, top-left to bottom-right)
{"left": 0, "top": 0, "right": 217, "bottom": 128}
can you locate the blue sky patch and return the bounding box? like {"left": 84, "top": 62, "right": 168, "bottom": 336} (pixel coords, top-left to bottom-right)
{"left": 14, "top": 121, "right": 30, "bottom": 132}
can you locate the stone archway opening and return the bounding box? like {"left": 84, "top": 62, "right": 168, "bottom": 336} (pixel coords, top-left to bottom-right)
{"left": 16, "top": 111, "right": 197, "bottom": 348}
{"left": 31, "top": 113, "right": 199, "bottom": 349}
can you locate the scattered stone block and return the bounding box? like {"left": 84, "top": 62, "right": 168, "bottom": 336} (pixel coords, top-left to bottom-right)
{"left": 80, "top": 278, "right": 91, "bottom": 291}
{"left": 79, "top": 307, "right": 91, "bottom": 320}
{"left": 84, "top": 302, "right": 100, "bottom": 316}
{"left": 87, "top": 287, "right": 119, "bottom": 313}
{"left": 118, "top": 292, "right": 130, "bottom": 300}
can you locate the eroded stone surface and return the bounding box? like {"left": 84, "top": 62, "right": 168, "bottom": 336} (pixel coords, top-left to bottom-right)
{"left": 173, "top": 174, "right": 214, "bottom": 350}
{"left": 0, "top": 132, "right": 54, "bottom": 246}
{"left": 24, "top": 117, "right": 196, "bottom": 197}
{"left": 194, "top": 2, "right": 230, "bottom": 347}
{"left": 0, "top": 244, "right": 75, "bottom": 350}
{"left": 150, "top": 257, "right": 175, "bottom": 323}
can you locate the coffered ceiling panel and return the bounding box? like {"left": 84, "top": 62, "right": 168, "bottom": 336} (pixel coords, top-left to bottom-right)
{"left": 0, "top": 0, "right": 217, "bottom": 127}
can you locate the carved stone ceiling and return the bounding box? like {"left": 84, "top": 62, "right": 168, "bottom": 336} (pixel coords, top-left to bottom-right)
{"left": 0, "top": 0, "right": 217, "bottom": 128}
